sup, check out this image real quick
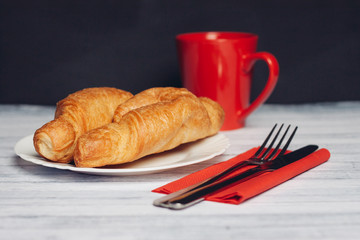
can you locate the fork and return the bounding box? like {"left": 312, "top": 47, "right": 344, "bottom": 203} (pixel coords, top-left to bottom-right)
{"left": 153, "top": 123, "right": 298, "bottom": 206}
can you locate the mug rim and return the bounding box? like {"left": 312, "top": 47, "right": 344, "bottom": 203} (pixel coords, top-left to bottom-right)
{"left": 176, "top": 31, "right": 258, "bottom": 42}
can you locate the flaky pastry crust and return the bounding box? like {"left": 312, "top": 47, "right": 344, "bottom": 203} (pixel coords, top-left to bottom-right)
{"left": 74, "top": 87, "right": 224, "bottom": 168}
{"left": 33, "top": 87, "right": 133, "bottom": 163}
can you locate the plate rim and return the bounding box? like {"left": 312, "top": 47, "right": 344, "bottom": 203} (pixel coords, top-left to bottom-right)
{"left": 14, "top": 133, "right": 230, "bottom": 175}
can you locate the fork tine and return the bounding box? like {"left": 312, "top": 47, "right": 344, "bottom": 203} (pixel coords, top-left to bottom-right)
{"left": 266, "top": 125, "right": 291, "bottom": 160}
{"left": 252, "top": 124, "right": 278, "bottom": 157}
{"left": 259, "top": 123, "right": 284, "bottom": 159}
{"left": 276, "top": 126, "right": 298, "bottom": 157}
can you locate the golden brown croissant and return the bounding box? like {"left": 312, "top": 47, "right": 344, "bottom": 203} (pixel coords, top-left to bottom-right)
{"left": 33, "top": 87, "right": 133, "bottom": 163}
{"left": 74, "top": 87, "right": 224, "bottom": 168}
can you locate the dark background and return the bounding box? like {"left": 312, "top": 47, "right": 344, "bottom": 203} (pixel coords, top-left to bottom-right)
{"left": 1, "top": 0, "right": 359, "bottom": 105}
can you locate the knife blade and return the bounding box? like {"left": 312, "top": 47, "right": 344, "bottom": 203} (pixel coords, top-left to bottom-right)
{"left": 156, "top": 145, "right": 318, "bottom": 210}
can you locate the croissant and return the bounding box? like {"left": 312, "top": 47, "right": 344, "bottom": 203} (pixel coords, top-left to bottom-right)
{"left": 74, "top": 87, "right": 224, "bottom": 168}
{"left": 33, "top": 87, "right": 133, "bottom": 163}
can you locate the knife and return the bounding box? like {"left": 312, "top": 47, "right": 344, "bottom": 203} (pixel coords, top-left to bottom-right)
{"left": 155, "top": 145, "right": 318, "bottom": 210}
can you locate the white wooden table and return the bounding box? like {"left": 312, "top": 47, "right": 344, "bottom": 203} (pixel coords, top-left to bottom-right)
{"left": 1, "top": 102, "right": 359, "bottom": 240}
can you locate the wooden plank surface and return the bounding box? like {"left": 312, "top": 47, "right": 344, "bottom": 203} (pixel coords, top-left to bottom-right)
{"left": 1, "top": 102, "right": 359, "bottom": 240}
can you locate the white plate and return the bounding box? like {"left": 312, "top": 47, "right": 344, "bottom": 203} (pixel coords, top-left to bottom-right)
{"left": 14, "top": 134, "right": 229, "bottom": 176}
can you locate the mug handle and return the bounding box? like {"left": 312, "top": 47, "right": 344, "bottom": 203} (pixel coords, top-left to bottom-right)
{"left": 238, "top": 52, "right": 279, "bottom": 120}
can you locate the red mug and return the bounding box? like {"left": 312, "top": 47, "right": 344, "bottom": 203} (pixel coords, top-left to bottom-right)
{"left": 176, "top": 32, "right": 279, "bottom": 130}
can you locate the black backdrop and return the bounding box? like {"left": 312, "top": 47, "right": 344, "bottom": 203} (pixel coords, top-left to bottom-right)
{"left": 1, "top": 0, "right": 359, "bottom": 105}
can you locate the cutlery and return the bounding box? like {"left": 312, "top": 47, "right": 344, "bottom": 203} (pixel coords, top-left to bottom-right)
{"left": 158, "top": 144, "right": 318, "bottom": 210}
{"left": 154, "top": 123, "right": 296, "bottom": 207}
